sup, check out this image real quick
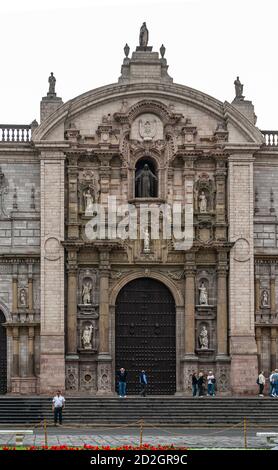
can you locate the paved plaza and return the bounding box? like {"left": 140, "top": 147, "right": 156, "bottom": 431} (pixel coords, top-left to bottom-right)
{"left": 0, "top": 427, "right": 275, "bottom": 449}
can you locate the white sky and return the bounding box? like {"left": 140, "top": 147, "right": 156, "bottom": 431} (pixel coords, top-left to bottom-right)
{"left": 0, "top": 0, "right": 277, "bottom": 129}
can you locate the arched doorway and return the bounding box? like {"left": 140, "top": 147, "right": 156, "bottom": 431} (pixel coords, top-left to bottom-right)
{"left": 0, "top": 311, "right": 7, "bottom": 394}
{"left": 115, "top": 278, "right": 176, "bottom": 395}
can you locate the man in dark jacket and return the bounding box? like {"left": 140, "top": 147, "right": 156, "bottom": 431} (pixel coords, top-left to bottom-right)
{"left": 192, "top": 372, "right": 198, "bottom": 397}
{"left": 116, "top": 368, "right": 127, "bottom": 398}
{"left": 139, "top": 370, "right": 148, "bottom": 397}
{"left": 197, "top": 372, "right": 204, "bottom": 397}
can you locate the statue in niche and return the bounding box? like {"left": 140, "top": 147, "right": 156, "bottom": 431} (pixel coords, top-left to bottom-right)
{"left": 199, "top": 281, "right": 208, "bottom": 305}
{"left": 84, "top": 188, "right": 94, "bottom": 214}
{"left": 135, "top": 164, "right": 157, "bottom": 198}
{"left": 82, "top": 279, "right": 92, "bottom": 304}
{"left": 139, "top": 22, "right": 149, "bottom": 47}
{"left": 261, "top": 289, "right": 269, "bottom": 308}
{"left": 199, "top": 191, "right": 207, "bottom": 213}
{"left": 234, "top": 76, "right": 244, "bottom": 100}
{"left": 82, "top": 325, "right": 93, "bottom": 349}
{"left": 143, "top": 227, "right": 150, "bottom": 252}
{"left": 48, "top": 72, "right": 56, "bottom": 95}
{"left": 199, "top": 325, "right": 209, "bottom": 349}
{"left": 19, "top": 288, "right": 27, "bottom": 307}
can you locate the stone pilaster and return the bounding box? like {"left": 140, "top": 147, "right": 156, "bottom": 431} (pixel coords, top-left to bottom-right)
{"left": 97, "top": 248, "right": 113, "bottom": 395}
{"left": 216, "top": 251, "right": 228, "bottom": 357}
{"left": 228, "top": 152, "right": 258, "bottom": 394}
{"left": 12, "top": 265, "right": 18, "bottom": 314}
{"left": 255, "top": 275, "right": 260, "bottom": 315}
{"left": 67, "top": 154, "right": 79, "bottom": 239}
{"left": 215, "top": 159, "right": 227, "bottom": 240}
{"left": 12, "top": 327, "right": 19, "bottom": 377}
{"left": 39, "top": 151, "right": 65, "bottom": 393}
{"left": 270, "top": 273, "right": 276, "bottom": 316}
{"left": 28, "top": 264, "right": 33, "bottom": 312}
{"left": 184, "top": 253, "right": 196, "bottom": 357}
{"left": 28, "top": 326, "right": 35, "bottom": 376}
{"left": 66, "top": 249, "right": 78, "bottom": 356}
{"left": 271, "top": 328, "right": 277, "bottom": 371}
{"left": 255, "top": 327, "right": 262, "bottom": 372}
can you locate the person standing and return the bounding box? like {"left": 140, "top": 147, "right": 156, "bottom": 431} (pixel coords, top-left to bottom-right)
{"left": 52, "top": 390, "right": 65, "bottom": 426}
{"left": 117, "top": 367, "right": 127, "bottom": 398}
{"left": 257, "top": 371, "right": 265, "bottom": 397}
{"left": 271, "top": 369, "right": 278, "bottom": 397}
{"left": 197, "top": 372, "right": 204, "bottom": 397}
{"left": 269, "top": 371, "right": 275, "bottom": 397}
{"left": 139, "top": 370, "right": 148, "bottom": 397}
{"left": 192, "top": 372, "right": 198, "bottom": 397}
{"left": 207, "top": 371, "right": 216, "bottom": 396}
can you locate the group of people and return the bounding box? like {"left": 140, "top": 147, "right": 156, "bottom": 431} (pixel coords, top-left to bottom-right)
{"left": 192, "top": 371, "right": 216, "bottom": 397}
{"left": 257, "top": 370, "right": 278, "bottom": 397}
{"left": 116, "top": 368, "right": 148, "bottom": 397}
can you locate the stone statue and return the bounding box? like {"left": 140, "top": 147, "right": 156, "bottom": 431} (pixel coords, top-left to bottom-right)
{"left": 135, "top": 164, "right": 157, "bottom": 198}
{"left": 82, "top": 324, "right": 93, "bottom": 349}
{"left": 143, "top": 227, "right": 150, "bottom": 252}
{"left": 84, "top": 188, "right": 94, "bottom": 214}
{"left": 139, "top": 22, "right": 149, "bottom": 47}
{"left": 19, "top": 288, "right": 27, "bottom": 307}
{"left": 199, "top": 281, "right": 208, "bottom": 305}
{"left": 234, "top": 76, "right": 244, "bottom": 100}
{"left": 199, "top": 325, "right": 209, "bottom": 349}
{"left": 48, "top": 72, "right": 56, "bottom": 95}
{"left": 199, "top": 191, "right": 207, "bottom": 213}
{"left": 82, "top": 280, "right": 92, "bottom": 304}
{"left": 261, "top": 289, "right": 269, "bottom": 307}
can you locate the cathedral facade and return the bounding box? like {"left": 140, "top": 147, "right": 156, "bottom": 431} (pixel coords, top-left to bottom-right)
{"left": 0, "top": 29, "right": 277, "bottom": 396}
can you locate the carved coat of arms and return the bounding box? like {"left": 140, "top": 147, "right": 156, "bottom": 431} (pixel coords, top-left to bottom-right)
{"left": 139, "top": 119, "right": 157, "bottom": 141}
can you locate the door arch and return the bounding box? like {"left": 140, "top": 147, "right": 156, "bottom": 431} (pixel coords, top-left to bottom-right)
{"left": 0, "top": 311, "right": 7, "bottom": 394}
{"left": 115, "top": 277, "right": 176, "bottom": 395}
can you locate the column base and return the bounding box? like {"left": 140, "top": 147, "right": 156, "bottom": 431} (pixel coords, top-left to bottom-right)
{"left": 230, "top": 354, "right": 258, "bottom": 395}
{"left": 11, "top": 377, "right": 38, "bottom": 395}
{"left": 96, "top": 356, "right": 113, "bottom": 395}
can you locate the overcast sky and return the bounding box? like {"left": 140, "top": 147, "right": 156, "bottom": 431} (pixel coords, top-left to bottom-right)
{"left": 0, "top": 0, "right": 276, "bottom": 129}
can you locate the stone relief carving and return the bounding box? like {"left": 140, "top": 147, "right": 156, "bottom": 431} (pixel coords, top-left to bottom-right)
{"left": 80, "top": 365, "right": 97, "bottom": 392}
{"left": 66, "top": 365, "right": 78, "bottom": 391}
{"left": 139, "top": 119, "right": 157, "bottom": 141}
{"left": 130, "top": 114, "right": 163, "bottom": 141}
{"left": 167, "top": 270, "right": 185, "bottom": 280}
{"left": 0, "top": 167, "right": 9, "bottom": 218}
{"left": 233, "top": 238, "right": 250, "bottom": 262}
{"left": 97, "top": 365, "right": 111, "bottom": 393}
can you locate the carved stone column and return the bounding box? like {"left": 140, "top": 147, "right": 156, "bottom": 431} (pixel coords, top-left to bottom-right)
{"left": 215, "top": 158, "right": 227, "bottom": 240}
{"left": 66, "top": 249, "right": 78, "bottom": 356}
{"left": 97, "top": 247, "right": 113, "bottom": 395}
{"left": 28, "top": 326, "right": 35, "bottom": 376}
{"left": 255, "top": 327, "right": 262, "bottom": 373}
{"left": 217, "top": 251, "right": 228, "bottom": 357}
{"left": 271, "top": 327, "right": 277, "bottom": 371}
{"left": 184, "top": 253, "right": 196, "bottom": 357}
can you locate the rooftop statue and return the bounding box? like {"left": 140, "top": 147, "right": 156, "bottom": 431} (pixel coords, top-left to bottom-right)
{"left": 139, "top": 22, "right": 149, "bottom": 47}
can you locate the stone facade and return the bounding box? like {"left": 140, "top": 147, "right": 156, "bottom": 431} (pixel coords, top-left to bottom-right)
{"left": 0, "top": 30, "right": 276, "bottom": 395}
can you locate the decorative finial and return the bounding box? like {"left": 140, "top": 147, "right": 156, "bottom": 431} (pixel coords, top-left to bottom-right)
{"left": 124, "top": 43, "right": 130, "bottom": 58}
{"left": 47, "top": 72, "right": 56, "bottom": 97}
{"left": 234, "top": 76, "right": 244, "bottom": 101}
{"left": 139, "top": 22, "right": 149, "bottom": 47}
{"left": 160, "top": 44, "right": 166, "bottom": 58}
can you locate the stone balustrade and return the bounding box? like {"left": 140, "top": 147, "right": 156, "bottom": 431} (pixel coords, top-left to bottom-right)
{"left": 0, "top": 125, "right": 32, "bottom": 142}
{"left": 261, "top": 130, "right": 278, "bottom": 147}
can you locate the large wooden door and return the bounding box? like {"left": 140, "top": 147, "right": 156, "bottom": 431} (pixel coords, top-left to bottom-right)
{"left": 0, "top": 312, "right": 7, "bottom": 394}
{"left": 115, "top": 278, "right": 176, "bottom": 395}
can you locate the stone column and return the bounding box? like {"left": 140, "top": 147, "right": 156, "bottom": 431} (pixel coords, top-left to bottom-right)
{"left": 184, "top": 254, "right": 196, "bottom": 357}
{"left": 255, "top": 327, "right": 262, "bottom": 373}
{"left": 255, "top": 275, "right": 260, "bottom": 315}
{"left": 228, "top": 153, "right": 258, "bottom": 394}
{"left": 217, "top": 251, "right": 228, "bottom": 357}
{"left": 12, "top": 327, "right": 19, "bottom": 377}
{"left": 270, "top": 273, "right": 276, "bottom": 316}
{"left": 12, "top": 265, "right": 18, "bottom": 314}
{"left": 28, "top": 264, "right": 33, "bottom": 312}
{"left": 28, "top": 327, "right": 35, "bottom": 376}
{"left": 66, "top": 250, "right": 78, "bottom": 356}
{"left": 67, "top": 154, "right": 79, "bottom": 239}
{"left": 97, "top": 247, "right": 113, "bottom": 395}
{"left": 39, "top": 150, "right": 65, "bottom": 393}
{"left": 271, "top": 328, "right": 277, "bottom": 371}
{"left": 215, "top": 158, "right": 227, "bottom": 240}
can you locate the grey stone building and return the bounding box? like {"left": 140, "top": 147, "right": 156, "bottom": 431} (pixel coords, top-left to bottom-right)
{"left": 0, "top": 27, "right": 277, "bottom": 395}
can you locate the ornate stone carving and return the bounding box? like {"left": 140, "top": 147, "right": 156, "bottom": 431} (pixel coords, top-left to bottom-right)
{"left": 97, "top": 365, "right": 112, "bottom": 393}
{"left": 80, "top": 364, "right": 97, "bottom": 392}
{"left": 233, "top": 238, "right": 250, "bottom": 262}
{"left": 167, "top": 270, "right": 185, "bottom": 280}
{"left": 0, "top": 167, "right": 9, "bottom": 218}
{"left": 44, "top": 236, "right": 61, "bottom": 261}
{"left": 199, "top": 325, "right": 209, "bottom": 349}
{"left": 66, "top": 365, "right": 78, "bottom": 391}
{"left": 139, "top": 119, "right": 157, "bottom": 141}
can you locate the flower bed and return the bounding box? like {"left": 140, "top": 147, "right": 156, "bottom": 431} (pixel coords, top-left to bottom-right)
{"left": 1, "top": 444, "right": 187, "bottom": 451}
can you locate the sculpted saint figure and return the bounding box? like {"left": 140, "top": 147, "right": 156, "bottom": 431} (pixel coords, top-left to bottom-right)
{"left": 261, "top": 289, "right": 269, "bottom": 307}
{"left": 139, "top": 22, "right": 149, "bottom": 47}
{"left": 48, "top": 72, "right": 56, "bottom": 95}
{"left": 84, "top": 189, "right": 94, "bottom": 214}
{"left": 135, "top": 164, "right": 157, "bottom": 198}
{"left": 199, "top": 281, "right": 208, "bottom": 305}
{"left": 199, "top": 191, "right": 207, "bottom": 213}
{"left": 199, "top": 326, "right": 209, "bottom": 349}
{"left": 19, "top": 289, "right": 27, "bottom": 307}
{"left": 234, "top": 76, "right": 244, "bottom": 99}
{"left": 82, "top": 325, "right": 93, "bottom": 349}
{"left": 82, "top": 280, "right": 92, "bottom": 304}
{"left": 143, "top": 227, "right": 150, "bottom": 252}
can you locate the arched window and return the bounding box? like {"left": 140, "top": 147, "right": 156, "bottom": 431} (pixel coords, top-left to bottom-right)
{"left": 135, "top": 157, "right": 158, "bottom": 198}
